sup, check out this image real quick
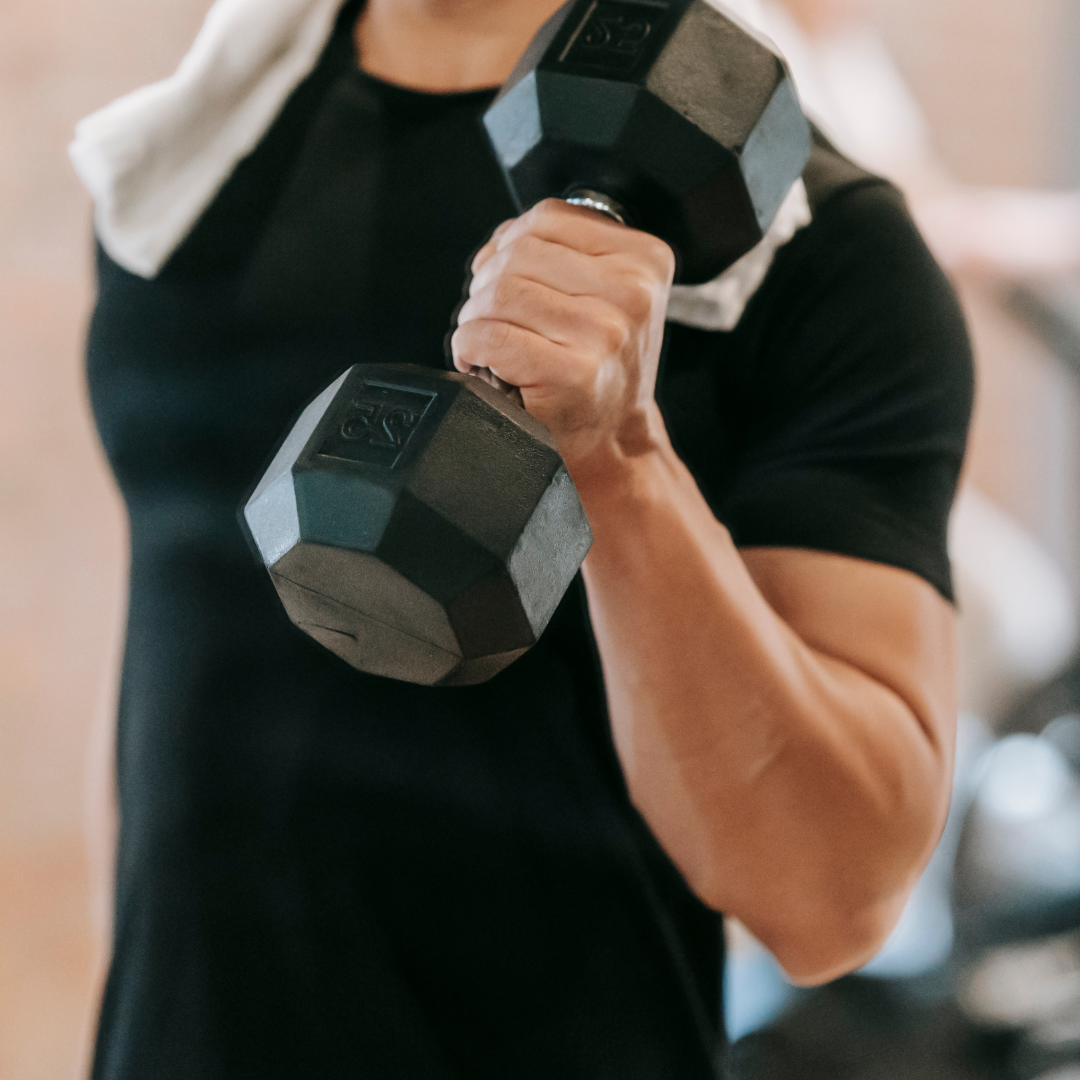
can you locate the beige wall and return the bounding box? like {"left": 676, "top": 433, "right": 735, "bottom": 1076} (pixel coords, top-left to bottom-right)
{"left": 874, "top": 0, "right": 1069, "bottom": 187}
{"left": 0, "top": 2, "right": 210, "bottom": 1075}
{"left": 1, "top": 0, "right": 1078, "bottom": 1076}
{"left": 872, "top": 0, "right": 1080, "bottom": 588}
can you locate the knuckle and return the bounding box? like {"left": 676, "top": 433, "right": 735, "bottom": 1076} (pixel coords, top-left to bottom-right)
{"left": 526, "top": 198, "right": 571, "bottom": 231}
{"left": 652, "top": 238, "right": 677, "bottom": 278}
{"left": 623, "top": 275, "right": 655, "bottom": 322}
{"left": 600, "top": 316, "right": 630, "bottom": 354}
{"left": 632, "top": 232, "right": 674, "bottom": 275}
{"left": 534, "top": 197, "right": 566, "bottom": 218}
{"left": 507, "top": 233, "right": 543, "bottom": 269}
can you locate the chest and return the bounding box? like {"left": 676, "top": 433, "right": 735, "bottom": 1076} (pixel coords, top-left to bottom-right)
{"left": 87, "top": 61, "right": 748, "bottom": 508}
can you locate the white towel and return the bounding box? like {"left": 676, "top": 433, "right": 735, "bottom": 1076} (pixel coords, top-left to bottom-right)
{"left": 69, "top": 0, "right": 809, "bottom": 330}
{"left": 667, "top": 180, "right": 811, "bottom": 331}
{"left": 70, "top": 0, "right": 344, "bottom": 278}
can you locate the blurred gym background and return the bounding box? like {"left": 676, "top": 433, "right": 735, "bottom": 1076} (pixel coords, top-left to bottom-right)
{"left": 2, "top": 0, "right": 1080, "bottom": 1077}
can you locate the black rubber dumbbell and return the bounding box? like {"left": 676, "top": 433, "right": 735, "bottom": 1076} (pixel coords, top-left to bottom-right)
{"left": 485, "top": 0, "right": 810, "bottom": 283}
{"left": 244, "top": 0, "right": 810, "bottom": 686}
{"left": 245, "top": 365, "right": 591, "bottom": 686}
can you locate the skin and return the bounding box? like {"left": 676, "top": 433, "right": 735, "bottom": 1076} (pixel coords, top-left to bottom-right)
{"left": 780, "top": 0, "right": 866, "bottom": 34}
{"left": 357, "top": 0, "right": 567, "bottom": 90}
{"left": 359, "top": 0, "right": 958, "bottom": 984}
{"left": 773, "top": 0, "right": 1080, "bottom": 278}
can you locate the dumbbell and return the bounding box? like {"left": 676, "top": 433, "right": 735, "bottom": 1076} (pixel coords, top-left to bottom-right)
{"left": 243, "top": 0, "right": 811, "bottom": 687}
{"left": 485, "top": 0, "right": 811, "bottom": 280}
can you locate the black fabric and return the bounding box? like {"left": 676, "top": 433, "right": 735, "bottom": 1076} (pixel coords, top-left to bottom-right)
{"left": 664, "top": 177, "right": 972, "bottom": 599}
{"left": 802, "top": 124, "right": 880, "bottom": 213}
{"left": 86, "top": 10, "right": 972, "bottom": 1080}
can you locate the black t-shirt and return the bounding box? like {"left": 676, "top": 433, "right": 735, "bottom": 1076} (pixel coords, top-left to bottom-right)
{"left": 86, "top": 6, "right": 972, "bottom": 1078}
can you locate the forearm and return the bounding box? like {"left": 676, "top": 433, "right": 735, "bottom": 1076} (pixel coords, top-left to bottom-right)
{"left": 574, "top": 409, "right": 953, "bottom": 983}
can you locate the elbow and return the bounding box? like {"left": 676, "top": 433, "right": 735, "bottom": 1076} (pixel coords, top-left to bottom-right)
{"left": 765, "top": 892, "right": 910, "bottom": 986}
{"left": 693, "top": 872, "right": 910, "bottom": 986}
{"left": 773, "top": 745, "right": 954, "bottom": 983}
{"left": 743, "top": 819, "right": 944, "bottom": 985}
{"left": 695, "top": 765, "right": 952, "bottom": 987}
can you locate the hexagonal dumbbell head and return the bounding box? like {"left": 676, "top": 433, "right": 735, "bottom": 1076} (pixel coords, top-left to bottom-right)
{"left": 244, "top": 366, "right": 592, "bottom": 686}
{"left": 483, "top": 0, "right": 811, "bottom": 283}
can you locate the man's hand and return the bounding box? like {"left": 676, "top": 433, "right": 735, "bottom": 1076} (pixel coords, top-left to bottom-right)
{"left": 451, "top": 199, "right": 675, "bottom": 470}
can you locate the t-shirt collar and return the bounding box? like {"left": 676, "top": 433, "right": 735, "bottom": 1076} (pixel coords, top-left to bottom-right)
{"left": 69, "top": 0, "right": 810, "bottom": 330}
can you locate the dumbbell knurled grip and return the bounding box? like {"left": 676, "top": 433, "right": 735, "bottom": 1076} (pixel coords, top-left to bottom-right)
{"left": 564, "top": 189, "right": 626, "bottom": 225}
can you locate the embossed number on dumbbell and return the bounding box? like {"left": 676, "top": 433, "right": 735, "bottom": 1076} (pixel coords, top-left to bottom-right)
{"left": 559, "top": 0, "right": 667, "bottom": 71}
{"left": 341, "top": 402, "right": 420, "bottom": 449}
{"left": 581, "top": 11, "right": 651, "bottom": 52}
{"left": 319, "top": 383, "right": 436, "bottom": 468}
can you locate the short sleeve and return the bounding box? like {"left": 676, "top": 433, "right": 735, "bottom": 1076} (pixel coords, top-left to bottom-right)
{"left": 660, "top": 181, "right": 974, "bottom": 601}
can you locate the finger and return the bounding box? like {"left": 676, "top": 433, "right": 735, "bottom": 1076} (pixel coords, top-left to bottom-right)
{"left": 451, "top": 318, "right": 582, "bottom": 391}
{"left": 458, "top": 273, "right": 629, "bottom": 355}
{"left": 470, "top": 233, "right": 665, "bottom": 326}
{"left": 453, "top": 365, "right": 524, "bottom": 410}
{"left": 493, "top": 199, "right": 674, "bottom": 279}
{"left": 495, "top": 199, "right": 626, "bottom": 259}
{"left": 471, "top": 232, "right": 617, "bottom": 298}
{"left": 460, "top": 364, "right": 525, "bottom": 407}
{"left": 470, "top": 219, "right": 516, "bottom": 275}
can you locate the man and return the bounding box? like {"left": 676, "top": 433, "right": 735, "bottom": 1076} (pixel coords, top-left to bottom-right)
{"left": 72, "top": 0, "right": 971, "bottom": 1073}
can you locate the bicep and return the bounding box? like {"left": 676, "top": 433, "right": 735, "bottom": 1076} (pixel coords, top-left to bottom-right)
{"left": 740, "top": 545, "right": 958, "bottom": 763}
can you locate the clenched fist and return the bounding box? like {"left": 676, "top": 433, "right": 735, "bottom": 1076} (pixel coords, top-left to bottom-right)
{"left": 451, "top": 199, "right": 676, "bottom": 474}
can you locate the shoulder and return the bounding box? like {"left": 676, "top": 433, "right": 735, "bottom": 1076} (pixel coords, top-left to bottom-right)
{"left": 772, "top": 173, "right": 947, "bottom": 315}
{"left": 668, "top": 134, "right": 972, "bottom": 414}
{"left": 659, "top": 158, "right": 974, "bottom": 601}
{"left": 739, "top": 171, "right": 974, "bottom": 430}
{"left": 765, "top": 129, "right": 955, "bottom": 322}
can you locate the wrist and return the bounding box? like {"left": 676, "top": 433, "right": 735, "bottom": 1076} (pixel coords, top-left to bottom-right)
{"left": 565, "top": 404, "right": 681, "bottom": 518}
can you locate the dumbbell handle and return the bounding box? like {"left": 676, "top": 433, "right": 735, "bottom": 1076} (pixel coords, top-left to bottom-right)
{"left": 564, "top": 188, "right": 627, "bottom": 226}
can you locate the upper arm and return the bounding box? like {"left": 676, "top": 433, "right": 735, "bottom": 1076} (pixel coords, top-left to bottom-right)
{"left": 654, "top": 182, "right": 971, "bottom": 968}
{"left": 741, "top": 546, "right": 957, "bottom": 764}
{"left": 718, "top": 184, "right": 968, "bottom": 771}
{"left": 664, "top": 180, "right": 974, "bottom": 605}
